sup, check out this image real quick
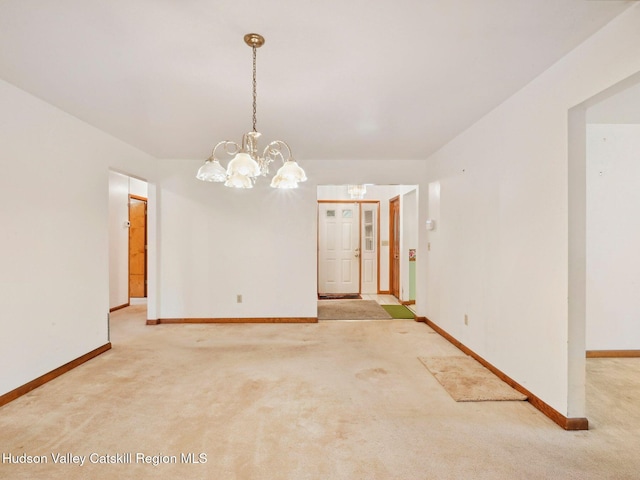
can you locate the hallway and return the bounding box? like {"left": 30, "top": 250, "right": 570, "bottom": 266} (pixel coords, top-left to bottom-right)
{"left": 1, "top": 305, "right": 639, "bottom": 479}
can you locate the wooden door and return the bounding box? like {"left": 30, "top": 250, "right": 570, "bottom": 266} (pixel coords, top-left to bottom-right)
{"left": 318, "top": 202, "right": 360, "bottom": 295}
{"left": 129, "top": 196, "right": 147, "bottom": 298}
{"left": 389, "top": 196, "right": 400, "bottom": 298}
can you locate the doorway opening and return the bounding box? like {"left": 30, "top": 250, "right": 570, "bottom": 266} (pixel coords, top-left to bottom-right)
{"left": 568, "top": 70, "right": 640, "bottom": 421}
{"left": 108, "top": 171, "right": 149, "bottom": 312}
{"left": 317, "top": 184, "right": 418, "bottom": 305}
{"left": 584, "top": 78, "right": 640, "bottom": 355}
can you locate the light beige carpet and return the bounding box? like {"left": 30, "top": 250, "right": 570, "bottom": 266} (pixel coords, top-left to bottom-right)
{"left": 418, "top": 356, "right": 528, "bottom": 402}
{"left": 317, "top": 300, "right": 392, "bottom": 320}
{"left": 3, "top": 307, "right": 640, "bottom": 479}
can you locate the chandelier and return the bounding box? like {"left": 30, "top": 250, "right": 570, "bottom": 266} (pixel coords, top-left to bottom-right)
{"left": 348, "top": 184, "right": 367, "bottom": 199}
{"left": 196, "top": 33, "right": 307, "bottom": 189}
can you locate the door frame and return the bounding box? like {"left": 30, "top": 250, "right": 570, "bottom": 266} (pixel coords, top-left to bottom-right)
{"left": 389, "top": 195, "right": 400, "bottom": 299}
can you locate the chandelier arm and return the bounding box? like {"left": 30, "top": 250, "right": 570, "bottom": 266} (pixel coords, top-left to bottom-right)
{"left": 222, "top": 140, "right": 241, "bottom": 157}
{"left": 263, "top": 140, "right": 293, "bottom": 164}
{"left": 210, "top": 141, "right": 227, "bottom": 158}
{"left": 211, "top": 140, "right": 240, "bottom": 159}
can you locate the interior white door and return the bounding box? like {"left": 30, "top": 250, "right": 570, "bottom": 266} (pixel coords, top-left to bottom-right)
{"left": 318, "top": 203, "right": 360, "bottom": 294}
{"left": 360, "top": 203, "right": 379, "bottom": 294}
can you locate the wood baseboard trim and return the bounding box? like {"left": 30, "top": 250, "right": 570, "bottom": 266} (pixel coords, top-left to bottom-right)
{"left": 414, "top": 316, "right": 427, "bottom": 323}
{"left": 0, "top": 343, "right": 112, "bottom": 409}
{"left": 586, "top": 350, "right": 640, "bottom": 358}
{"left": 422, "top": 317, "right": 588, "bottom": 431}
{"left": 156, "top": 317, "right": 318, "bottom": 324}
{"left": 378, "top": 290, "right": 390, "bottom": 295}
{"left": 401, "top": 300, "right": 416, "bottom": 306}
{"left": 109, "top": 303, "right": 129, "bottom": 312}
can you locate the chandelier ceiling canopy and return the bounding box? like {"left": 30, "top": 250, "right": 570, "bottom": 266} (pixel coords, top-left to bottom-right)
{"left": 196, "top": 33, "right": 307, "bottom": 189}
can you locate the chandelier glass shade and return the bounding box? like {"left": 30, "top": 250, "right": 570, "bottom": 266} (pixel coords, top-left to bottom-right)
{"left": 196, "top": 34, "right": 307, "bottom": 189}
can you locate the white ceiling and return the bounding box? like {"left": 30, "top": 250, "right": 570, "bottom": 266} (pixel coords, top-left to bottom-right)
{"left": 0, "top": 1, "right": 632, "bottom": 160}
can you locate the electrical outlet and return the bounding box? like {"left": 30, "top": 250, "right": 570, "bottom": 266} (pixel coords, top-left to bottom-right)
{"left": 464, "top": 314, "right": 468, "bottom": 326}
{"left": 237, "top": 294, "right": 242, "bottom": 303}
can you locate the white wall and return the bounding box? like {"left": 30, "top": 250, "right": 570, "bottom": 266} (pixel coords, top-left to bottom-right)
{"left": 586, "top": 124, "right": 640, "bottom": 350}
{"left": 108, "top": 171, "right": 130, "bottom": 309}
{"left": 0, "top": 79, "right": 156, "bottom": 397}
{"left": 129, "top": 177, "right": 148, "bottom": 198}
{"left": 426, "top": 181, "right": 441, "bottom": 312}
{"left": 155, "top": 160, "right": 427, "bottom": 319}
{"left": 401, "top": 189, "right": 418, "bottom": 302}
{"left": 586, "top": 82, "right": 640, "bottom": 124}
{"left": 421, "top": 5, "right": 640, "bottom": 418}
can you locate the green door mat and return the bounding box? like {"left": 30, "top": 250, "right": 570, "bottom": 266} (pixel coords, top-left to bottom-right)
{"left": 381, "top": 305, "right": 415, "bottom": 319}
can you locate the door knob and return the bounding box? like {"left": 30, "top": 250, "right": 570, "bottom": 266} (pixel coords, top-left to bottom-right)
{"left": 355, "top": 254, "right": 360, "bottom": 258}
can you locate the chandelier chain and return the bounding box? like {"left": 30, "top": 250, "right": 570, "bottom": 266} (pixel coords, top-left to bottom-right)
{"left": 252, "top": 46, "right": 257, "bottom": 133}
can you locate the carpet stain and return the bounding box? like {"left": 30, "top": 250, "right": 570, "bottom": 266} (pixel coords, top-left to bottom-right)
{"left": 355, "top": 368, "right": 389, "bottom": 381}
